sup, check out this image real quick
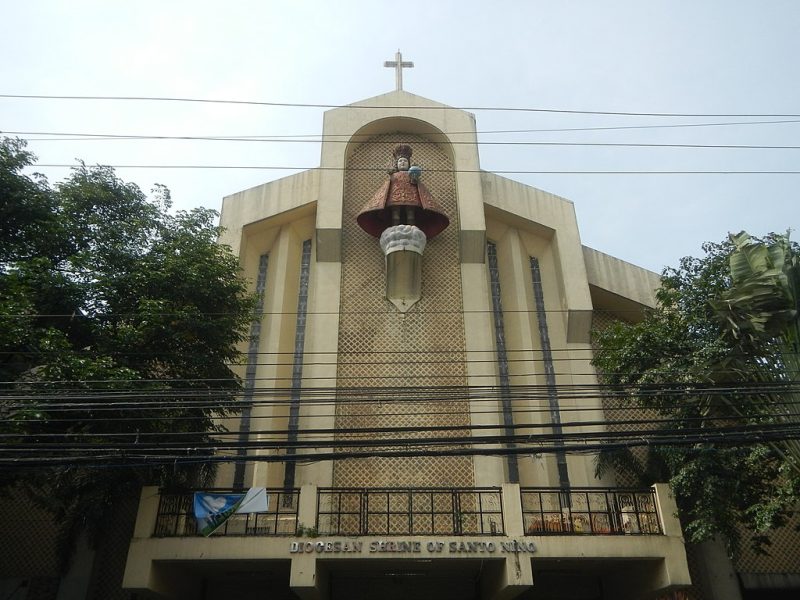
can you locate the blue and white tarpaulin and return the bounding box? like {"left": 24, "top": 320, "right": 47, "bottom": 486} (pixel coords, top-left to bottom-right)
{"left": 193, "top": 488, "right": 269, "bottom": 536}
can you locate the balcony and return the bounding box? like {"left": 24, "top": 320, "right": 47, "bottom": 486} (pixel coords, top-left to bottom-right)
{"left": 521, "top": 487, "right": 662, "bottom": 536}
{"left": 125, "top": 483, "right": 690, "bottom": 600}
{"left": 149, "top": 486, "right": 664, "bottom": 539}
{"left": 316, "top": 487, "right": 504, "bottom": 536}
{"left": 153, "top": 488, "right": 299, "bottom": 537}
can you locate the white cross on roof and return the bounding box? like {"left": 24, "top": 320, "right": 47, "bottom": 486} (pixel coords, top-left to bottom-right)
{"left": 384, "top": 50, "right": 414, "bottom": 91}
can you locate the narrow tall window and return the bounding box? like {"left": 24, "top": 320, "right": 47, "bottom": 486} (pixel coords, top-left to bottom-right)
{"left": 233, "top": 253, "right": 269, "bottom": 489}
{"left": 283, "top": 239, "right": 312, "bottom": 492}
{"left": 487, "top": 242, "right": 519, "bottom": 483}
{"left": 529, "top": 257, "right": 570, "bottom": 489}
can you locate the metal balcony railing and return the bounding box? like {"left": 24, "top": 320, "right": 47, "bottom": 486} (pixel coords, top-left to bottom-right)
{"left": 317, "top": 487, "right": 504, "bottom": 536}
{"left": 153, "top": 488, "right": 299, "bottom": 537}
{"left": 520, "top": 488, "right": 662, "bottom": 535}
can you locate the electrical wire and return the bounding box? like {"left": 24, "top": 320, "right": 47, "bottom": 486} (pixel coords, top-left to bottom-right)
{"left": 3, "top": 379, "right": 797, "bottom": 395}
{"left": 8, "top": 130, "right": 800, "bottom": 151}
{"left": 3, "top": 412, "right": 795, "bottom": 442}
{"left": 5, "top": 428, "right": 800, "bottom": 469}
{"left": 3, "top": 345, "right": 796, "bottom": 358}
{"left": 3, "top": 93, "right": 800, "bottom": 118}
{"left": 3, "top": 365, "right": 799, "bottom": 384}
{"left": 29, "top": 164, "right": 800, "bottom": 175}
{"left": 3, "top": 96, "right": 798, "bottom": 469}
{"left": 0, "top": 307, "right": 668, "bottom": 317}
{"left": 4, "top": 419, "right": 799, "bottom": 448}
{"left": 7, "top": 118, "right": 800, "bottom": 142}
{"left": 7, "top": 397, "right": 798, "bottom": 428}
{"left": 3, "top": 384, "right": 798, "bottom": 423}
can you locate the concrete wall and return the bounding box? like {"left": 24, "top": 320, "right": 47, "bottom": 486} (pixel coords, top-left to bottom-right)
{"left": 149, "top": 89, "right": 698, "bottom": 600}
{"left": 124, "top": 485, "right": 690, "bottom": 600}
{"left": 315, "top": 90, "right": 486, "bottom": 263}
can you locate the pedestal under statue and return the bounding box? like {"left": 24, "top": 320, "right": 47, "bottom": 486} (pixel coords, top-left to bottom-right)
{"left": 356, "top": 144, "right": 450, "bottom": 312}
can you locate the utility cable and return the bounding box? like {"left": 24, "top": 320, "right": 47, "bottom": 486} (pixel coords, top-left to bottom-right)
{"left": 3, "top": 93, "right": 800, "bottom": 118}
{"left": 7, "top": 118, "right": 800, "bottom": 141}
{"left": 29, "top": 163, "right": 800, "bottom": 175}
{"left": 8, "top": 130, "right": 800, "bottom": 151}
{"left": 5, "top": 429, "right": 800, "bottom": 469}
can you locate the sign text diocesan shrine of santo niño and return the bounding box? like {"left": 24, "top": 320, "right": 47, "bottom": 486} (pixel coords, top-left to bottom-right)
{"left": 289, "top": 539, "right": 537, "bottom": 555}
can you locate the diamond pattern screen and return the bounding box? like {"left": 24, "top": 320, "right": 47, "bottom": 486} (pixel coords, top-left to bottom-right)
{"left": 332, "top": 133, "right": 474, "bottom": 487}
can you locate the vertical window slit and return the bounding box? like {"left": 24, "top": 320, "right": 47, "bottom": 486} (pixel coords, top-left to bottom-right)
{"left": 233, "top": 253, "right": 269, "bottom": 489}
{"left": 529, "top": 256, "right": 570, "bottom": 489}
{"left": 283, "top": 239, "right": 312, "bottom": 493}
{"left": 487, "top": 242, "right": 519, "bottom": 483}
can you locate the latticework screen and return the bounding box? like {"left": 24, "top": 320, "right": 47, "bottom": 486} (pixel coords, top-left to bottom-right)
{"left": 0, "top": 487, "right": 59, "bottom": 579}
{"left": 332, "top": 133, "right": 473, "bottom": 487}
{"left": 734, "top": 512, "right": 800, "bottom": 575}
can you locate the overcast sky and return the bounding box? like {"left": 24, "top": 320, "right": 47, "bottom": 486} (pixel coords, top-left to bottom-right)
{"left": 3, "top": 0, "right": 798, "bottom": 273}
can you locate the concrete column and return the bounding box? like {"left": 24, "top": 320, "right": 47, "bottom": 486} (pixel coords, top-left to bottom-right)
{"left": 297, "top": 484, "right": 318, "bottom": 533}
{"left": 604, "top": 560, "right": 676, "bottom": 600}
{"left": 132, "top": 487, "right": 160, "bottom": 538}
{"left": 56, "top": 534, "right": 95, "bottom": 600}
{"left": 691, "top": 539, "right": 743, "bottom": 600}
{"left": 477, "top": 484, "right": 534, "bottom": 600}
{"left": 290, "top": 554, "right": 327, "bottom": 600}
{"left": 501, "top": 483, "right": 524, "bottom": 536}
{"left": 653, "top": 483, "right": 683, "bottom": 538}
{"left": 290, "top": 491, "right": 329, "bottom": 600}
{"left": 480, "top": 556, "right": 533, "bottom": 600}
{"left": 123, "top": 549, "right": 200, "bottom": 600}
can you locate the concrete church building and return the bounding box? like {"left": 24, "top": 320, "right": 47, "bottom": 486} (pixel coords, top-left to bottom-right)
{"left": 121, "top": 79, "right": 695, "bottom": 600}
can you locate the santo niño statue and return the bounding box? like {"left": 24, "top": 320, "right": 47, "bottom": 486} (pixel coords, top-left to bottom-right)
{"left": 355, "top": 144, "right": 450, "bottom": 312}
{"left": 356, "top": 144, "right": 449, "bottom": 239}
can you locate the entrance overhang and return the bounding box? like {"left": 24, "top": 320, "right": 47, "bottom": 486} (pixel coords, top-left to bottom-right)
{"left": 123, "top": 484, "right": 690, "bottom": 600}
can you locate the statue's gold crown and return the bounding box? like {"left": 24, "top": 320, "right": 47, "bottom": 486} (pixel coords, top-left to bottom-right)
{"left": 392, "top": 144, "right": 413, "bottom": 161}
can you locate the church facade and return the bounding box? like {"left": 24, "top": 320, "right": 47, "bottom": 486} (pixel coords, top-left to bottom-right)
{"left": 121, "top": 89, "right": 693, "bottom": 600}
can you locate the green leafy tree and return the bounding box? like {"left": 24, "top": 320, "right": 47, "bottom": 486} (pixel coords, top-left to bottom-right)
{"left": 592, "top": 234, "right": 800, "bottom": 551}
{"left": 712, "top": 232, "right": 800, "bottom": 470}
{"left": 0, "top": 138, "right": 254, "bottom": 566}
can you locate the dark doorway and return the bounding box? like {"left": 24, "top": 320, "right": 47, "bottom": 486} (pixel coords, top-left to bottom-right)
{"left": 328, "top": 559, "right": 482, "bottom": 600}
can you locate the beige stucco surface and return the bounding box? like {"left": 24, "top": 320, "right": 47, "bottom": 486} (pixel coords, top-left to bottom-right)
{"left": 482, "top": 175, "right": 594, "bottom": 343}
{"left": 123, "top": 89, "right": 694, "bottom": 600}
{"left": 124, "top": 485, "right": 690, "bottom": 600}
{"left": 316, "top": 90, "right": 486, "bottom": 262}
{"left": 583, "top": 246, "right": 660, "bottom": 310}
{"left": 219, "top": 169, "right": 320, "bottom": 256}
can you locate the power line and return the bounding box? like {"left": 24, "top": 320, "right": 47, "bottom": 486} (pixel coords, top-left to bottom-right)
{"left": 7, "top": 393, "right": 798, "bottom": 426}
{"left": 3, "top": 379, "right": 796, "bottom": 391}
{"left": 4, "top": 388, "right": 796, "bottom": 468}
{"left": 6, "top": 349, "right": 797, "bottom": 374}
{"left": 4, "top": 381, "right": 799, "bottom": 406}
{"left": 0, "top": 307, "right": 652, "bottom": 317}
{"left": 2, "top": 373, "right": 798, "bottom": 388}
{"left": 4, "top": 411, "right": 795, "bottom": 441}
{"left": 4, "top": 390, "right": 796, "bottom": 408}
{"left": 475, "top": 119, "right": 800, "bottom": 134}
{"left": 3, "top": 93, "right": 800, "bottom": 118}
{"left": 3, "top": 364, "right": 799, "bottom": 383}
{"left": 8, "top": 118, "right": 800, "bottom": 141}
{"left": 30, "top": 163, "right": 800, "bottom": 175}
{"left": 4, "top": 427, "right": 800, "bottom": 469}
{"left": 9, "top": 361, "right": 795, "bottom": 381}
{"left": 5, "top": 419, "right": 800, "bottom": 447}
{"left": 8, "top": 130, "right": 800, "bottom": 151}
{"left": 8, "top": 389, "right": 799, "bottom": 412}
{"left": 7, "top": 346, "right": 794, "bottom": 360}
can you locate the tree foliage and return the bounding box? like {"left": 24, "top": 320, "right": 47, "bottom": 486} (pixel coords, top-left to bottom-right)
{"left": 712, "top": 232, "right": 800, "bottom": 469}
{"left": 592, "top": 234, "right": 800, "bottom": 552}
{"left": 0, "top": 138, "right": 254, "bottom": 566}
